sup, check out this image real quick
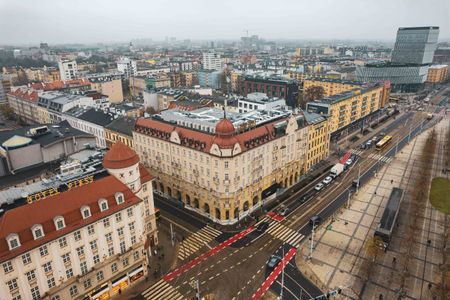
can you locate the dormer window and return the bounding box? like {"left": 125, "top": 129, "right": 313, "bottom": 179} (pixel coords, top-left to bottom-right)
{"left": 81, "top": 206, "right": 91, "bottom": 219}
{"left": 99, "top": 199, "right": 108, "bottom": 212}
{"left": 32, "top": 225, "right": 44, "bottom": 240}
{"left": 54, "top": 216, "right": 65, "bottom": 230}
{"left": 6, "top": 234, "right": 20, "bottom": 250}
{"left": 115, "top": 193, "right": 124, "bottom": 205}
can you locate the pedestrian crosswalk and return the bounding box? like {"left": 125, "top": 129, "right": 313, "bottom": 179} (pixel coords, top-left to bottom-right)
{"left": 177, "top": 225, "right": 222, "bottom": 261}
{"left": 257, "top": 217, "right": 304, "bottom": 248}
{"left": 142, "top": 279, "right": 184, "bottom": 300}
{"left": 368, "top": 153, "right": 392, "bottom": 163}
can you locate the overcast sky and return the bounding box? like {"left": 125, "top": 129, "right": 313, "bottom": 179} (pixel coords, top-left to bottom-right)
{"left": 1, "top": 0, "right": 449, "bottom": 45}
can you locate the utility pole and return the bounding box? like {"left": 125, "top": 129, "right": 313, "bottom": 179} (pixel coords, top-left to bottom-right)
{"left": 309, "top": 220, "right": 316, "bottom": 260}
{"left": 347, "top": 189, "right": 352, "bottom": 208}
{"left": 170, "top": 223, "right": 174, "bottom": 247}
{"left": 195, "top": 279, "right": 200, "bottom": 300}
{"left": 280, "top": 247, "right": 285, "bottom": 300}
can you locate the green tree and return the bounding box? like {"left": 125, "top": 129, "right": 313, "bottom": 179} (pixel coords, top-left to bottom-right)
{"left": 304, "top": 85, "right": 325, "bottom": 101}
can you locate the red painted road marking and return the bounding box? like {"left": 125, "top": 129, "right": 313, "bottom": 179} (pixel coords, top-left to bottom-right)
{"left": 164, "top": 226, "right": 255, "bottom": 282}
{"left": 251, "top": 247, "right": 297, "bottom": 300}
{"left": 340, "top": 151, "right": 351, "bottom": 164}
{"left": 267, "top": 212, "right": 284, "bottom": 222}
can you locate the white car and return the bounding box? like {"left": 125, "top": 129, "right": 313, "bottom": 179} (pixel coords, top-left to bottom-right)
{"left": 322, "top": 176, "right": 333, "bottom": 185}
{"left": 315, "top": 183, "right": 324, "bottom": 191}
{"left": 345, "top": 158, "right": 353, "bottom": 166}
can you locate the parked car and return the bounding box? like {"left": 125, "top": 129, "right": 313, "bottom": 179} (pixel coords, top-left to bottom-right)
{"left": 267, "top": 255, "right": 282, "bottom": 268}
{"left": 360, "top": 143, "right": 366, "bottom": 150}
{"left": 372, "top": 136, "right": 379, "bottom": 143}
{"left": 299, "top": 194, "right": 310, "bottom": 203}
{"left": 277, "top": 206, "right": 289, "bottom": 216}
{"left": 366, "top": 140, "right": 373, "bottom": 147}
{"left": 256, "top": 222, "right": 269, "bottom": 232}
{"left": 379, "top": 131, "right": 386, "bottom": 137}
{"left": 315, "top": 183, "right": 324, "bottom": 191}
{"left": 322, "top": 176, "right": 333, "bottom": 185}
{"left": 345, "top": 158, "right": 353, "bottom": 166}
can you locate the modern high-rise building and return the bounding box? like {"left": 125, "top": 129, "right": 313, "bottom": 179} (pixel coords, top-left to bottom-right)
{"left": 202, "top": 52, "right": 223, "bottom": 71}
{"left": 117, "top": 57, "right": 137, "bottom": 79}
{"left": 356, "top": 26, "right": 440, "bottom": 92}
{"left": 58, "top": 60, "right": 78, "bottom": 81}
{"left": 391, "top": 27, "right": 440, "bottom": 65}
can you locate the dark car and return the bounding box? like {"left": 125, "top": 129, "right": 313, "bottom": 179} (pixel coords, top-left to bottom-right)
{"left": 267, "top": 255, "right": 282, "bottom": 268}
{"left": 256, "top": 222, "right": 269, "bottom": 232}
{"left": 310, "top": 215, "right": 321, "bottom": 226}
{"left": 277, "top": 206, "right": 289, "bottom": 216}
{"left": 300, "top": 194, "right": 310, "bottom": 203}
{"left": 360, "top": 143, "right": 366, "bottom": 150}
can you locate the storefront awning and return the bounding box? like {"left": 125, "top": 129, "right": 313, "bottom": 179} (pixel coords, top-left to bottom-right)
{"left": 91, "top": 284, "right": 109, "bottom": 298}
{"left": 129, "top": 265, "right": 144, "bottom": 277}
{"left": 112, "top": 275, "right": 128, "bottom": 287}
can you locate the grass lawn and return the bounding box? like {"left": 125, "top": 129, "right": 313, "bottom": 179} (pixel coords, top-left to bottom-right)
{"left": 430, "top": 177, "right": 450, "bottom": 214}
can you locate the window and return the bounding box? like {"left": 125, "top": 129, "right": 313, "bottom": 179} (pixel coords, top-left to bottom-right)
{"left": 127, "top": 207, "right": 133, "bottom": 217}
{"left": 66, "top": 268, "right": 73, "bottom": 279}
{"left": 3, "top": 261, "right": 13, "bottom": 273}
{"left": 96, "top": 271, "right": 104, "bottom": 281}
{"left": 47, "top": 277, "right": 56, "bottom": 289}
{"left": 26, "top": 269, "right": 36, "bottom": 281}
{"left": 133, "top": 251, "right": 139, "bottom": 261}
{"left": 131, "top": 235, "right": 136, "bottom": 245}
{"left": 103, "top": 218, "right": 110, "bottom": 228}
{"left": 12, "top": 296, "right": 22, "bottom": 300}
{"left": 90, "top": 240, "right": 97, "bottom": 250}
{"left": 74, "top": 230, "right": 81, "bottom": 241}
{"left": 30, "top": 286, "right": 40, "bottom": 300}
{"left": 59, "top": 237, "right": 67, "bottom": 248}
{"left": 81, "top": 206, "right": 91, "bottom": 219}
{"left": 105, "top": 232, "right": 112, "bottom": 243}
{"left": 7, "top": 278, "right": 18, "bottom": 291}
{"left": 123, "top": 257, "right": 129, "bottom": 267}
{"left": 76, "top": 246, "right": 85, "bottom": 257}
{"left": 43, "top": 261, "right": 52, "bottom": 273}
{"left": 39, "top": 245, "right": 48, "bottom": 257}
{"left": 111, "top": 263, "right": 118, "bottom": 273}
{"left": 108, "top": 247, "right": 114, "bottom": 257}
{"left": 120, "top": 241, "right": 126, "bottom": 254}
{"left": 84, "top": 279, "right": 92, "bottom": 289}
{"left": 51, "top": 296, "right": 61, "bottom": 300}
{"left": 93, "top": 254, "right": 100, "bottom": 264}
{"left": 128, "top": 222, "right": 135, "bottom": 231}
{"left": 62, "top": 253, "right": 71, "bottom": 264}
{"left": 54, "top": 216, "right": 65, "bottom": 230}
{"left": 69, "top": 285, "right": 78, "bottom": 297}
{"left": 115, "top": 192, "right": 124, "bottom": 204}
{"left": 7, "top": 234, "right": 20, "bottom": 250}
{"left": 117, "top": 227, "right": 124, "bottom": 236}
{"left": 87, "top": 224, "right": 95, "bottom": 235}
{"left": 225, "top": 161, "right": 229, "bottom": 168}
{"left": 32, "top": 225, "right": 44, "bottom": 240}
{"left": 80, "top": 261, "right": 88, "bottom": 275}
{"left": 143, "top": 184, "right": 147, "bottom": 192}
{"left": 22, "top": 253, "right": 31, "bottom": 265}
{"left": 115, "top": 212, "right": 122, "bottom": 222}
{"left": 99, "top": 199, "right": 108, "bottom": 212}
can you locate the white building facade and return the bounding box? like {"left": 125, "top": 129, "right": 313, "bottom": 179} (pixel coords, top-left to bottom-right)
{"left": 58, "top": 60, "right": 78, "bottom": 81}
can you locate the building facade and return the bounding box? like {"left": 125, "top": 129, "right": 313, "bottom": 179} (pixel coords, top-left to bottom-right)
{"left": 202, "top": 52, "right": 223, "bottom": 71}
{"left": 0, "top": 142, "right": 157, "bottom": 300}
{"left": 237, "top": 93, "right": 286, "bottom": 113}
{"left": 197, "top": 70, "right": 221, "bottom": 89}
{"left": 105, "top": 117, "right": 136, "bottom": 149}
{"left": 7, "top": 89, "right": 40, "bottom": 125}
{"left": 117, "top": 57, "right": 137, "bottom": 79}
{"left": 241, "top": 75, "right": 299, "bottom": 108}
{"left": 133, "top": 108, "right": 321, "bottom": 225}
{"left": 427, "top": 65, "right": 449, "bottom": 83}
{"left": 303, "top": 78, "right": 363, "bottom": 97}
{"left": 304, "top": 112, "right": 330, "bottom": 170}
{"left": 89, "top": 74, "right": 124, "bottom": 104}
{"left": 58, "top": 61, "right": 78, "bottom": 81}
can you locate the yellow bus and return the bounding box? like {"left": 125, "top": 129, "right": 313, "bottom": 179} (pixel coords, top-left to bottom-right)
{"left": 376, "top": 135, "right": 392, "bottom": 150}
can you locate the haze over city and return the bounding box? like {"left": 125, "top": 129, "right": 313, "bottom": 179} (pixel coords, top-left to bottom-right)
{"left": 1, "top": 0, "right": 450, "bottom": 44}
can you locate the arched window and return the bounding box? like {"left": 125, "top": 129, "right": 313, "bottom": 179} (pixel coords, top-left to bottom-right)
{"left": 32, "top": 224, "right": 44, "bottom": 240}
{"left": 6, "top": 234, "right": 20, "bottom": 250}
{"left": 98, "top": 199, "right": 108, "bottom": 212}
{"left": 54, "top": 216, "right": 65, "bottom": 230}
{"left": 115, "top": 192, "right": 124, "bottom": 205}
{"left": 81, "top": 206, "right": 91, "bottom": 219}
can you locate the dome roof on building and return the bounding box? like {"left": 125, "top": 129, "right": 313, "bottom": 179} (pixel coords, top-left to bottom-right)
{"left": 103, "top": 141, "right": 140, "bottom": 169}
{"left": 215, "top": 118, "right": 235, "bottom": 136}
{"left": 1, "top": 135, "right": 33, "bottom": 150}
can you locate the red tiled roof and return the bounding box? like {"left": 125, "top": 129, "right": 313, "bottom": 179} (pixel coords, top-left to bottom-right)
{"left": 7, "top": 88, "right": 39, "bottom": 103}
{"left": 103, "top": 141, "right": 140, "bottom": 169}
{"left": 135, "top": 117, "right": 279, "bottom": 153}
{"left": 30, "top": 79, "right": 91, "bottom": 91}
{"left": 0, "top": 175, "right": 140, "bottom": 263}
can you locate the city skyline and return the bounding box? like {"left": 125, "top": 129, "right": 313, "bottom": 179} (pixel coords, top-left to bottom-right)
{"left": 0, "top": 0, "right": 449, "bottom": 44}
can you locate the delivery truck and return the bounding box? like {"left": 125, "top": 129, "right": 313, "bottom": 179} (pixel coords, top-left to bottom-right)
{"left": 330, "top": 163, "right": 345, "bottom": 178}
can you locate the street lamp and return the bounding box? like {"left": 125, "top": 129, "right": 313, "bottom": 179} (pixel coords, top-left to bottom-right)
{"left": 309, "top": 220, "right": 318, "bottom": 260}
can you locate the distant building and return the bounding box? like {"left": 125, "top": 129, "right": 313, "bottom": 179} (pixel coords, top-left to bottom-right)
{"left": 0, "top": 75, "right": 12, "bottom": 105}
{"left": 356, "top": 26, "right": 440, "bottom": 91}
{"left": 30, "top": 79, "right": 91, "bottom": 93}
{"left": 88, "top": 73, "right": 124, "bottom": 104}
{"left": 197, "top": 70, "right": 221, "bottom": 89}
{"left": 427, "top": 65, "right": 449, "bottom": 83}
{"left": 58, "top": 60, "right": 78, "bottom": 81}
{"left": 241, "top": 75, "right": 299, "bottom": 108}
{"left": 117, "top": 57, "right": 137, "bottom": 79}
{"left": 237, "top": 92, "right": 286, "bottom": 113}
{"left": 303, "top": 78, "right": 364, "bottom": 97}
{"left": 202, "top": 52, "right": 223, "bottom": 71}
{"left": 0, "top": 122, "right": 95, "bottom": 177}
{"left": 7, "top": 88, "right": 40, "bottom": 125}
{"left": 0, "top": 142, "right": 157, "bottom": 300}
{"left": 433, "top": 47, "right": 450, "bottom": 64}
